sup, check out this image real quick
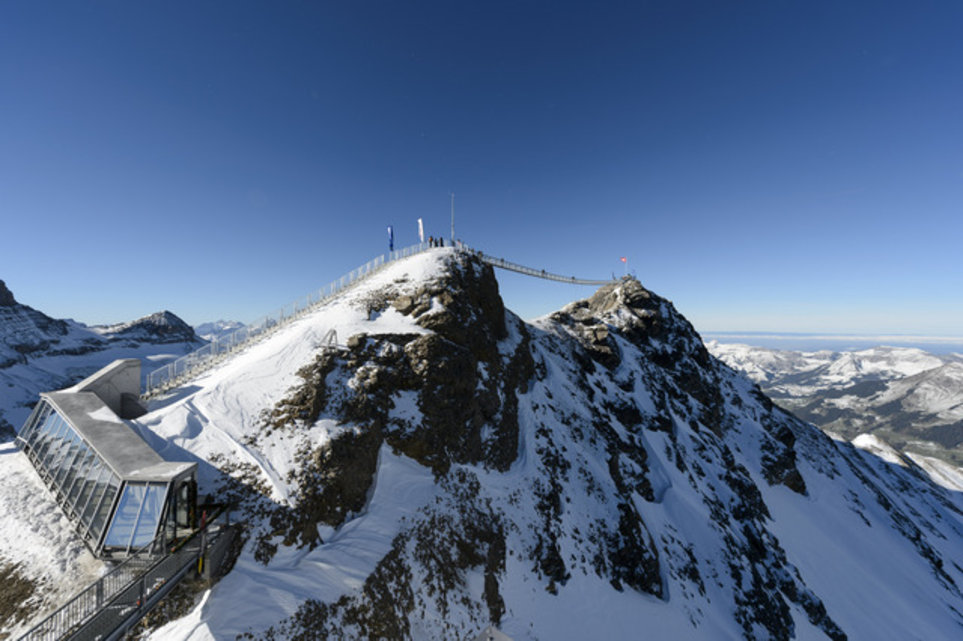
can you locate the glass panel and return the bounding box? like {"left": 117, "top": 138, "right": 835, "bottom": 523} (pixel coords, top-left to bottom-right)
{"left": 61, "top": 433, "right": 86, "bottom": 486}
{"left": 18, "top": 401, "right": 49, "bottom": 443}
{"left": 79, "top": 464, "right": 112, "bottom": 529}
{"left": 32, "top": 412, "right": 58, "bottom": 457}
{"left": 31, "top": 412, "right": 62, "bottom": 464}
{"left": 130, "top": 484, "right": 168, "bottom": 549}
{"left": 176, "top": 481, "right": 194, "bottom": 528}
{"left": 102, "top": 483, "right": 147, "bottom": 549}
{"left": 89, "top": 477, "right": 121, "bottom": 544}
{"left": 17, "top": 404, "right": 38, "bottom": 442}
{"left": 61, "top": 442, "right": 93, "bottom": 506}
{"left": 71, "top": 455, "right": 102, "bottom": 519}
{"left": 39, "top": 416, "right": 70, "bottom": 471}
{"left": 52, "top": 430, "right": 82, "bottom": 489}
{"left": 66, "top": 449, "right": 97, "bottom": 510}
{"left": 36, "top": 417, "right": 64, "bottom": 473}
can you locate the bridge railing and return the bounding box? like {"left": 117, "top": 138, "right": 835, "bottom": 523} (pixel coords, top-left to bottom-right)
{"left": 144, "top": 242, "right": 431, "bottom": 397}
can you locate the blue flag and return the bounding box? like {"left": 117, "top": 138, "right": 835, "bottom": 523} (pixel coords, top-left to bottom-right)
{"left": 387, "top": 225, "right": 394, "bottom": 251}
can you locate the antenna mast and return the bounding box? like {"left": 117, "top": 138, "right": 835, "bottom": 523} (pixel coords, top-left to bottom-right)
{"left": 450, "top": 193, "right": 455, "bottom": 242}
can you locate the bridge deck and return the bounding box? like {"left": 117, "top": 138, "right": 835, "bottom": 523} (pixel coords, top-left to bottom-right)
{"left": 475, "top": 252, "right": 613, "bottom": 286}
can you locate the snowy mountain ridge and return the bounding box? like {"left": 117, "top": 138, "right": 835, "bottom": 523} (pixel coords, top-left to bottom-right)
{"left": 707, "top": 341, "right": 963, "bottom": 474}
{"left": 5, "top": 255, "right": 963, "bottom": 640}
{"left": 705, "top": 341, "right": 958, "bottom": 395}
{"left": 195, "top": 320, "right": 246, "bottom": 342}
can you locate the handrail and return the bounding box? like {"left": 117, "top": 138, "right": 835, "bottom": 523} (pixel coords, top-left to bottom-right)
{"left": 17, "top": 539, "right": 159, "bottom": 641}
{"left": 17, "top": 510, "right": 231, "bottom": 641}
{"left": 143, "top": 242, "right": 433, "bottom": 397}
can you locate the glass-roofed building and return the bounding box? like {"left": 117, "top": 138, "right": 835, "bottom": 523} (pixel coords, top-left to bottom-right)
{"left": 17, "top": 359, "right": 197, "bottom": 558}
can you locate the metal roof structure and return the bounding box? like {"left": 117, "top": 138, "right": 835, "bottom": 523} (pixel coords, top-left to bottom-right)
{"left": 42, "top": 391, "right": 192, "bottom": 482}
{"left": 17, "top": 359, "right": 197, "bottom": 558}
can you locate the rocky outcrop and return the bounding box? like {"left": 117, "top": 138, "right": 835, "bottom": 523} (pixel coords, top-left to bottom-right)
{"left": 0, "top": 562, "right": 38, "bottom": 631}
{"left": 0, "top": 280, "right": 16, "bottom": 307}
{"left": 256, "top": 253, "right": 533, "bottom": 555}
{"left": 0, "top": 283, "right": 73, "bottom": 368}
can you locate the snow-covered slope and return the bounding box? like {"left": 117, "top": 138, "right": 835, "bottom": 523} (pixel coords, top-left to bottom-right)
{"left": 708, "top": 341, "right": 963, "bottom": 473}
{"left": 7, "top": 255, "right": 963, "bottom": 640}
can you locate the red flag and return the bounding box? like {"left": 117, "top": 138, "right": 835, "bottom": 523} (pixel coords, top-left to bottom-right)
{"left": 620, "top": 257, "right": 627, "bottom": 263}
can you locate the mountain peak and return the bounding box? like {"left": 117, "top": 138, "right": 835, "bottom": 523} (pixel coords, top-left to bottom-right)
{"left": 584, "top": 275, "right": 652, "bottom": 314}
{"left": 94, "top": 310, "right": 201, "bottom": 344}
{"left": 0, "top": 280, "right": 16, "bottom": 307}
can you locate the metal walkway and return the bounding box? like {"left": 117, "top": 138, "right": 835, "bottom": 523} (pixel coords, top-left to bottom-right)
{"left": 18, "top": 515, "right": 235, "bottom": 641}
{"left": 474, "top": 251, "right": 614, "bottom": 286}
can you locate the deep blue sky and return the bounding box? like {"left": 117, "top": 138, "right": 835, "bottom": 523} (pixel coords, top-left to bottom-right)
{"left": 2, "top": 1, "right": 961, "bottom": 336}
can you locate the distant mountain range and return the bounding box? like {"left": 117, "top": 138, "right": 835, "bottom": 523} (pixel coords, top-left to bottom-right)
{"left": 194, "top": 319, "right": 245, "bottom": 342}
{"left": 0, "top": 279, "right": 205, "bottom": 438}
{"left": 707, "top": 341, "right": 963, "bottom": 470}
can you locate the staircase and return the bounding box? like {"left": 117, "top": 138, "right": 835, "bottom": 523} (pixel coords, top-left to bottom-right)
{"left": 18, "top": 513, "right": 235, "bottom": 641}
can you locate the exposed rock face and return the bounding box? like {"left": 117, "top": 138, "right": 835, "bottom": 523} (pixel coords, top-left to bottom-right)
{"left": 258, "top": 257, "right": 532, "bottom": 554}
{"left": 708, "top": 342, "right": 963, "bottom": 470}
{"left": 0, "top": 280, "right": 16, "bottom": 307}
{"left": 0, "top": 283, "right": 74, "bottom": 368}
{"left": 0, "top": 561, "right": 38, "bottom": 631}
{"left": 0, "top": 280, "right": 201, "bottom": 370}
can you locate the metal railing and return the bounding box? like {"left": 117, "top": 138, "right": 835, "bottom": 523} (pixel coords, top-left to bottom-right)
{"left": 17, "top": 540, "right": 155, "bottom": 641}
{"left": 144, "top": 242, "right": 433, "bottom": 397}
{"left": 18, "top": 511, "right": 232, "bottom": 641}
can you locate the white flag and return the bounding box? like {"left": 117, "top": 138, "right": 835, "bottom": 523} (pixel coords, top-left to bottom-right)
{"left": 417, "top": 218, "right": 424, "bottom": 243}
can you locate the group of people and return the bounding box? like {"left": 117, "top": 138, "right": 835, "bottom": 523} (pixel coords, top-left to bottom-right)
{"left": 426, "top": 236, "right": 445, "bottom": 248}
